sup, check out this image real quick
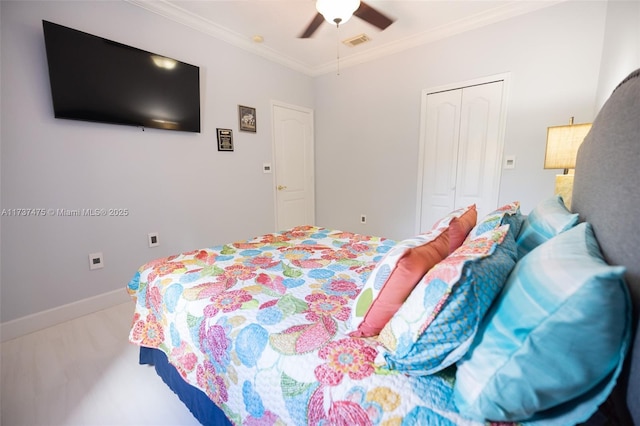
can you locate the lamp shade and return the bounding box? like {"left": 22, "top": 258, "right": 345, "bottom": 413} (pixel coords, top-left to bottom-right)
{"left": 544, "top": 122, "right": 592, "bottom": 170}
{"left": 316, "top": 0, "right": 360, "bottom": 25}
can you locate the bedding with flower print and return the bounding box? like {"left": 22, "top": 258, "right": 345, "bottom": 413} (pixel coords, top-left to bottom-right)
{"left": 127, "top": 225, "right": 541, "bottom": 426}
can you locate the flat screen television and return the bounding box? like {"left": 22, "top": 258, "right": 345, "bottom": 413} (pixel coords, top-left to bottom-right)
{"left": 42, "top": 20, "right": 201, "bottom": 133}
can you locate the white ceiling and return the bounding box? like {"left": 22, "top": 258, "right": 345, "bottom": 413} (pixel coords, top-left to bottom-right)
{"left": 128, "top": 0, "right": 564, "bottom": 76}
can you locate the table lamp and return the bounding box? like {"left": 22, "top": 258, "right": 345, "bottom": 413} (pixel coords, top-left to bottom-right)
{"left": 544, "top": 117, "right": 592, "bottom": 210}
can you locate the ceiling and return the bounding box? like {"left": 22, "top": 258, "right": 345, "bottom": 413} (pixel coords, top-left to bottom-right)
{"left": 128, "top": 0, "right": 563, "bottom": 76}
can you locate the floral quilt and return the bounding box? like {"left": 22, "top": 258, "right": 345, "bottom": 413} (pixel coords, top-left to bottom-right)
{"left": 127, "top": 226, "right": 514, "bottom": 426}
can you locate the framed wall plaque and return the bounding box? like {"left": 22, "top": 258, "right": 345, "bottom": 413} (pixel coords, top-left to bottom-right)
{"left": 238, "top": 105, "right": 256, "bottom": 133}
{"left": 217, "top": 128, "right": 234, "bottom": 151}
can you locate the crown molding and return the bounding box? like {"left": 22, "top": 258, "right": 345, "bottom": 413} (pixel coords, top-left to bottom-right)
{"left": 313, "top": 1, "right": 564, "bottom": 76}
{"left": 126, "top": 0, "right": 315, "bottom": 75}
{"left": 127, "top": 0, "right": 564, "bottom": 77}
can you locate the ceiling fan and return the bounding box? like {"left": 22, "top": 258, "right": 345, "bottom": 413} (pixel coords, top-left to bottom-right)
{"left": 299, "top": 0, "right": 395, "bottom": 38}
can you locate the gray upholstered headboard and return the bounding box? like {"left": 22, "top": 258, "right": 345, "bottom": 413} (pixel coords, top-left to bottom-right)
{"left": 572, "top": 67, "right": 640, "bottom": 425}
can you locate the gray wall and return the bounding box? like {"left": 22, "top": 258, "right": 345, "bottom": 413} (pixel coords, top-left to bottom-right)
{"left": 0, "top": 1, "right": 314, "bottom": 322}
{"left": 596, "top": 0, "right": 640, "bottom": 109}
{"left": 314, "top": 0, "right": 609, "bottom": 240}
{"left": 312, "top": 0, "right": 640, "bottom": 242}
{"left": 1, "top": 0, "right": 639, "bottom": 324}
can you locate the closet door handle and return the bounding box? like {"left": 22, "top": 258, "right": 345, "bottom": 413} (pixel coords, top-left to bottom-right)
{"left": 277, "top": 185, "right": 287, "bottom": 191}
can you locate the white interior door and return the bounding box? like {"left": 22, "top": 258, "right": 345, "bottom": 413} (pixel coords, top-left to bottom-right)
{"left": 272, "top": 102, "right": 315, "bottom": 231}
{"left": 418, "top": 89, "right": 463, "bottom": 230}
{"left": 417, "top": 77, "right": 507, "bottom": 233}
{"left": 455, "top": 82, "right": 504, "bottom": 213}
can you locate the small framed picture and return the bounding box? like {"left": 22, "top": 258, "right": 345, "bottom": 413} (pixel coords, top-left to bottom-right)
{"left": 217, "top": 128, "right": 234, "bottom": 151}
{"left": 238, "top": 105, "right": 256, "bottom": 133}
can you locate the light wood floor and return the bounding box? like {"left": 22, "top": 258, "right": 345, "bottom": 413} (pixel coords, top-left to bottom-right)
{"left": 1, "top": 302, "right": 201, "bottom": 426}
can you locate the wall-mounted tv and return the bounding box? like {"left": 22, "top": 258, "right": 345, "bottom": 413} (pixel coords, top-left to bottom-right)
{"left": 42, "top": 20, "right": 201, "bottom": 133}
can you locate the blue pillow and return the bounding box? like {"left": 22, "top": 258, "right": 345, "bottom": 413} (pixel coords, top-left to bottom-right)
{"left": 454, "top": 222, "right": 631, "bottom": 423}
{"left": 466, "top": 201, "right": 521, "bottom": 241}
{"left": 515, "top": 195, "right": 578, "bottom": 258}
{"left": 378, "top": 225, "right": 517, "bottom": 375}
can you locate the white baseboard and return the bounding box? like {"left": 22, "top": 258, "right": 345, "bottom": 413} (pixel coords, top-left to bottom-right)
{"left": 1, "top": 289, "right": 131, "bottom": 342}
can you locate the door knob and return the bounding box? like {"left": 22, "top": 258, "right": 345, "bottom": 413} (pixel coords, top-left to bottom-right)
{"left": 277, "top": 185, "right": 287, "bottom": 191}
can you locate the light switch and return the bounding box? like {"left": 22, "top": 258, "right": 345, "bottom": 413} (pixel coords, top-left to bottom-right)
{"left": 504, "top": 155, "right": 516, "bottom": 169}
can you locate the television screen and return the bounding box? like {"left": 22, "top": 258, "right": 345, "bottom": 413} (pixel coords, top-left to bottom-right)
{"left": 42, "top": 20, "right": 201, "bottom": 133}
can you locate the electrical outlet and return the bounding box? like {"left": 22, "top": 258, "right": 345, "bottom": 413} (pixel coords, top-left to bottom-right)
{"left": 360, "top": 214, "right": 367, "bottom": 224}
{"left": 148, "top": 232, "right": 160, "bottom": 248}
{"left": 89, "top": 252, "right": 104, "bottom": 270}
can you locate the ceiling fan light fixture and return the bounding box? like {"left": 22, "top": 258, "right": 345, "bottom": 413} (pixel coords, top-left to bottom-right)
{"left": 316, "top": 0, "right": 360, "bottom": 26}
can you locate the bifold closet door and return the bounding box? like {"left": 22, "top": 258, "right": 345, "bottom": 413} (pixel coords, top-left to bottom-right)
{"left": 418, "top": 81, "right": 504, "bottom": 232}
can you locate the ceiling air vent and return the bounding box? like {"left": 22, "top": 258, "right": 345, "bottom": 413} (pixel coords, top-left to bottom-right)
{"left": 342, "top": 33, "right": 371, "bottom": 48}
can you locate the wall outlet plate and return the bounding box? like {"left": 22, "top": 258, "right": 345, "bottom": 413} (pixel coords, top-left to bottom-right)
{"left": 148, "top": 232, "right": 160, "bottom": 247}
{"left": 89, "top": 252, "right": 104, "bottom": 270}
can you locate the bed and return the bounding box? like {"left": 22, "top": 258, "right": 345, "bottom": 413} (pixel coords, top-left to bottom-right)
{"left": 128, "top": 68, "right": 640, "bottom": 426}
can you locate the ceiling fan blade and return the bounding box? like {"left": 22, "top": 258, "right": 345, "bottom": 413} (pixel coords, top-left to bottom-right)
{"left": 299, "top": 13, "right": 325, "bottom": 38}
{"left": 354, "top": 1, "right": 395, "bottom": 30}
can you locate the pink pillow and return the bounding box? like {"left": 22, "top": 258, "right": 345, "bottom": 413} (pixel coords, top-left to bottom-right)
{"left": 432, "top": 205, "right": 477, "bottom": 248}
{"left": 349, "top": 230, "right": 451, "bottom": 337}
{"left": 448, "top": 206, "right": 478, "bottom": 249}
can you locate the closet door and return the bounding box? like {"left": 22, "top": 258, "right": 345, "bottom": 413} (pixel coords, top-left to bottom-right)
{"left": 418, "top": 89, "right": 463, "bottom": 231}
{"left": 417, "top": 79, "right": 506, "bottom": 233}
{"left": 455, "top": 82, "right": 504, "bottom": 214}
